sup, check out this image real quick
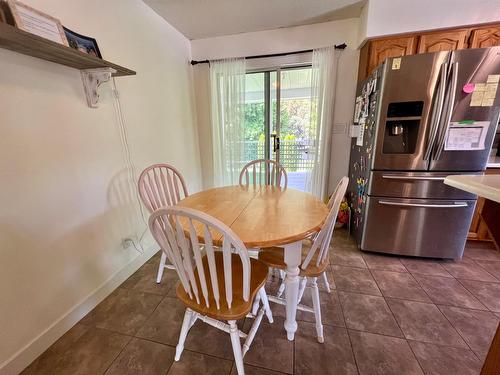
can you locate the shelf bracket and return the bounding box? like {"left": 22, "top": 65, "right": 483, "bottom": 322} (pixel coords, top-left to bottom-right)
{"left": 81, "top": 68, "right": 116, "bottom": 108}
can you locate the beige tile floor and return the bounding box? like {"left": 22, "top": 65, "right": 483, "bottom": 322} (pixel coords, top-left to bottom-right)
{"left": 22, "top": 230, "right": 500, "bottom": 375}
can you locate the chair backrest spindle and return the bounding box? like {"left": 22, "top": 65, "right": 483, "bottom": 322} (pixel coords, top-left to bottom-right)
{"left": 301, "top": 177, "right": 349, "bottom": 270}
{"left": 149, "top": 206, "right": 251, "bottom": 310}
{"left": 239, "top": 159, "right": 287, "bottom": 188}
{"left": 138, "top": 163, "right": 189, "bottom": 213}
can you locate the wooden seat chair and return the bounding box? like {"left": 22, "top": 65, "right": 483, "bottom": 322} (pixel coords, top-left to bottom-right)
{"left": 239, "top": 159, "right": 288, "bottom": 188}
{"left": 258, "top": 176, "right": 349, "bottom": 343}
{"left": 138, "top": 163, "right": 189, "bottom": 283}
{"left": 272, "top": 178, "right": 344, "bottom": 298}
{"left": 149, "top": 206, "right": 273, "bottom": 375}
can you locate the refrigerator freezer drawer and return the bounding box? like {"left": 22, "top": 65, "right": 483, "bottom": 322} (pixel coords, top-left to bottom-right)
{"left": 368, "top": 171, "right": 479, "bottom": 199}
{"left": 361, "top": 197, "right": 476, "bottom": 259}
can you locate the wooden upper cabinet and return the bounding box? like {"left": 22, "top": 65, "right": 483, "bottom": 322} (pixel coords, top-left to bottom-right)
{"left": 367, "top": 36, "right": 417, "bottom": 76}
{"left": 469, "top": 26, "right": 500, "bottom": 48}
{"left": 417, "top": 30, "right": 469, "bottom": 53}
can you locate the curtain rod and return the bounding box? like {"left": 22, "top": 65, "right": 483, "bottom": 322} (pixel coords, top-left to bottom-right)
{"left": 190, "top": 43, "right": 347, "bottom": 65}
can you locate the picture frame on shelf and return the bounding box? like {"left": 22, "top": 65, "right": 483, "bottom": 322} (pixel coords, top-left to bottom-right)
{"left": 63, "top": 26, "right": 102, "bottom": 59}
{"left": 0, "top": 1, "right": 16, "bottom": 25}
{"left": 6, "top": 0, "right": 68, "bottom": 45}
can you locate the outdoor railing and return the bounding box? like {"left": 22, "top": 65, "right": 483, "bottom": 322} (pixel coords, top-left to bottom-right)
{"left": 241, "top": 140, "right": 315, "bottom": 171}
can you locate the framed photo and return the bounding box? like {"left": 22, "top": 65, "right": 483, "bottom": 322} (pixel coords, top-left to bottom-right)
{"left": 63, "top": 26, "right": 102, "bottom": 59}
{"left": 6, "top": 0, "right": 68, "bottom": 45}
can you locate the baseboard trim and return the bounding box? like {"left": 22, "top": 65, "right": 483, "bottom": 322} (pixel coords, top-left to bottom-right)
{"left": 0, "top": 245, "right": 159, "bottom": 375}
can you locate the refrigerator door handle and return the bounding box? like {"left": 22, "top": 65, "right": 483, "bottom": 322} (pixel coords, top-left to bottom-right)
{"left": 424, "top": 62, "right": 447, "bottom": 161}
{"left": 433, "top": 61, "right": 459, "bottom": 161}
{"left": 382, "top": 175, "right": 446, "bottom": 181}
{"left": 378, "top": 200, "right": 468, "bottom": 208}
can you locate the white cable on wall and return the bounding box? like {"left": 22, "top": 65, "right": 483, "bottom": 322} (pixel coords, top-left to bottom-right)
{"left": 111, "top": 77, "right": 148, "bottom": 254}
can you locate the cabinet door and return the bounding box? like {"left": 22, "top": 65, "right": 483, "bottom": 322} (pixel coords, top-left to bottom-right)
{"left": 469, "top": 26, "right": 500, "bottom": 48}
{"left": 367, "top": 36, "right": 417, "bottom": 75}
{"left": 417, "top": 30, "right": 468, "bottom": 53}
{"left": 467, "top": 168, "right": 500, "bottom": 241}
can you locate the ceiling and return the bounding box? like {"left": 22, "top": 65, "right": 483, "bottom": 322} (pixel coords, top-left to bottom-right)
{"left": 143, "top": 0, "right": 365, "bottom": 40}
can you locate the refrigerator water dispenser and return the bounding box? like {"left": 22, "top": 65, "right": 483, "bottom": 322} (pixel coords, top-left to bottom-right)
{"left": 383, "top": 101, "right": 423, "bottom": 154}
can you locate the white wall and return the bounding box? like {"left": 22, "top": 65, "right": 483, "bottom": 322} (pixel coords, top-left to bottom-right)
{"left": 0, "top": 0, "right": 201, "bottom": 373}
{"left": 360, "top": 0, "right": 500, "bottom": 44}
{"left": 191, "top": 18, "right": 360, "bottom": 193}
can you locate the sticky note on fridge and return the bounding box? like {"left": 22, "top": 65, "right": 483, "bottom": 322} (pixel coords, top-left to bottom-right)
{"left": 484, "top": 89, "right": 497, "bottom": 99}
{"left": 391, "top": 58, "right": 401, "bottom": 70}
{"left": 356, "top": 124, "right": 365, "bottom": 146}
{"left": 475, "top": 83, "right": 487, "bottom": 91}
{"left": 482, "top": 98, "right": 494, "bottom": 106}
{"left": 485, "top": 83, "right": 498, "bottom": 93}
{"left": 487, "top": 74, "right": 500, "bottom": 83}
{"left": 470, "top": 91, "right": 484, "bottom": 106}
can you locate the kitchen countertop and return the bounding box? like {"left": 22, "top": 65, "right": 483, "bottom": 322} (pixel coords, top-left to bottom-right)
{"left": 487, "top": 155, "right": 500, "bottom": 168}
{"left": 444, "top": 175, "right": 500, "bottom": 203}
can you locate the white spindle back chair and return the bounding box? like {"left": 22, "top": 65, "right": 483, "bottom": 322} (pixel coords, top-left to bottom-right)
{"left": 301, "top": 177, "right": 349, "bottom": 271}
{"left": 239, "top": 159, "right": 288, "bottom": 189}
{"left": 138, "top": 163, "right": 189, "bottom": 283}
{"left": 138, "top": 163, "right": 188, "bottom": 212}
{"left": 259, "top": 176, "right": 349, "bottom": 343}
{"left": 149, "top": 206, "right": 273, "bottom": 375}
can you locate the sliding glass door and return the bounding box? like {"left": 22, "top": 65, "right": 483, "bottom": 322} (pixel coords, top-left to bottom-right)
{"left": 243, "top": 67, "right": 314, "bottom": 190}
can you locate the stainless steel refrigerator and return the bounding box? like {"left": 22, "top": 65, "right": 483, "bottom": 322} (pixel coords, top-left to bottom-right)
{"left": 348, "top": 47, "right": 500, "bottom": 259}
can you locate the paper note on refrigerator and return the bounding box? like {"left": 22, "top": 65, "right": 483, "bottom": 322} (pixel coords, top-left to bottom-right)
{"left": 356, "top": 123, "right": 365, "bottom": 146}
{"left": 444, "top": 121, "right": 490, "bottom": 151}
{"left": 487, "top": 74, "right": 500, "bottom": 83}
{"left": 470, "top": 91, "right": 484, "bottom": 106}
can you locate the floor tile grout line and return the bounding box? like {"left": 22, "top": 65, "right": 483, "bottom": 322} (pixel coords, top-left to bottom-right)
{"left": 365, "top": 266, "right": 407, "bottom": 341}
{"left": 468, "top": 258, "right": 500, "bottom": 282}
{"left": 412, "top": 271, "right": 488, "bottom": 311}
{"left": 383, "top": 291, "right": 476, "bottom": 353}
{"left": 443, "top": 255, "right": 500, "bottom": 283}
{"left": 101, "top": 333, "right": 134, "bottom": 375}
{"left": 455, "top": 278, "right": 496, "bottom": 313}
{"left": 335, "top": 290, "right": 361, "bottom": 374}
{"left": 379, "top": 293, "right": 440, "bottom": 375}
{"left": 404, "top": 338, "right": 429, "bottom": 375}
{"left": 434, "top": 304, "right": 484, "bottom": 362}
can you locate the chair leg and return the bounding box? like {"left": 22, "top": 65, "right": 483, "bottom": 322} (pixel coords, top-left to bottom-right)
{"left": 321, "top": 271, "right": 331, "bottom": 293}
{"left": 252, "top": 290, "right": 261, "bottom": 316}
{"left": 156, "top": 252, "right": 167, "bottom": 284}
{"left": 310, "top": 277, "right": 324, "bottom": 343}
{"left": 229, "top": 320, "right": 245, "bottom": 375}
{"left": 259, "top": 287, "right": 273, "bottom": 323}
{"left": 279, "top": 270, "right": 285, "bottom": 281}
{"left": 276, "top": 272, "right": 286, "bottom": 298}
{"left": 297, "top": 276, "right": 308, "bottom": 304}
{"left": 175, "top": 308, "right": 193, "bottom": 361}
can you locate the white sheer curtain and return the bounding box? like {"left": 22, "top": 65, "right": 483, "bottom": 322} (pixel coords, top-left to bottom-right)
{"left": 209, "top": 58, "right": 246, "bottom": 186}
{"left": 305, "top": 46, "right": 338, "bottom": 200}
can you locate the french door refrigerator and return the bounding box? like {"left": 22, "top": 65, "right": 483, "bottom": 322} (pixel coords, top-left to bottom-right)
{"left": 348, "top": 47, "right": 500, "bottom": 259}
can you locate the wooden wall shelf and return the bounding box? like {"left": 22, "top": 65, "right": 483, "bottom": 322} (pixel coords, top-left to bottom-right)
{"left": 0, "top": 22, "right": 135, "bottom": 76}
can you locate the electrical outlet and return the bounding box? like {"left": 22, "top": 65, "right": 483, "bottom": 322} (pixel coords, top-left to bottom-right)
{"left": 122, "top": 238, "right": 134, "bottom": 249}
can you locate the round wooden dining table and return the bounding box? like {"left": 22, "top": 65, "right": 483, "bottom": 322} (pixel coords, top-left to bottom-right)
{"left": 177, "top": 185, "right": 329, "bottom": 341}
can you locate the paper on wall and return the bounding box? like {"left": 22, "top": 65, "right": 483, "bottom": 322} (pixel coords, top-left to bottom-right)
{"left": 444, "top": 121, "right": 490, "bottom": 151}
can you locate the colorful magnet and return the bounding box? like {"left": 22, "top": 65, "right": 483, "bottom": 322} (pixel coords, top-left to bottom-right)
{"left": 463, "top": 83, "right": 475, "bottom": 94}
